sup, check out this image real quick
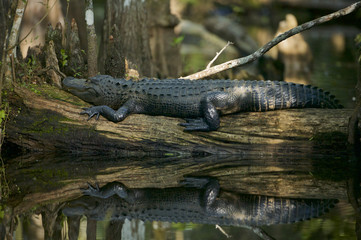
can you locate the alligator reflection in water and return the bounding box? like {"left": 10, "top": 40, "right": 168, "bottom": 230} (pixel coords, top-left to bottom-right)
{"left": 63, "top": 178, "right": 338, "bottom": 227}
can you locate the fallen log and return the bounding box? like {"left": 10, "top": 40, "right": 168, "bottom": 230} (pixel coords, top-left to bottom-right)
{"left": 5, "top": 83, "right": 351, "bottom": 156}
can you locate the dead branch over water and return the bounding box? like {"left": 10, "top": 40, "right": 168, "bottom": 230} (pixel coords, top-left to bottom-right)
{"left": 184, "top": 1, "right": 361, "bottom": 79}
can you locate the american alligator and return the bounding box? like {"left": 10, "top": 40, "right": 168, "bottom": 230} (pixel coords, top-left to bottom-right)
{"left": 62, "top": 178, "right": 337, "bottom": 226}
{"left": 62, "top": 75, "right": 342, "bottom": 131}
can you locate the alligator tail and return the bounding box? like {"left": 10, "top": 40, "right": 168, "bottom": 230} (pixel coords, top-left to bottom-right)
{"left": 273, "top": 81, "right": 343, "bottom": 110}
{"left": 252, "top": 81, "right": 343, "bottom": 111}
{"left": 245, "top": 195, "right": 338, "bottom": 226}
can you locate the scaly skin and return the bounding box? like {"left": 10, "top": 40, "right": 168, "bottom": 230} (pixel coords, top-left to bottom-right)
{"left": 62, "top": 75, "right": 342, "bottom": 131}
{"left": 62, "top": 178, "right": 338, "bottom": 226}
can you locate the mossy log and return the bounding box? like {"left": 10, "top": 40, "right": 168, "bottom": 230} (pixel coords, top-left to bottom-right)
{"left": 6, "top": 84, "right": 351, "bottom": 156}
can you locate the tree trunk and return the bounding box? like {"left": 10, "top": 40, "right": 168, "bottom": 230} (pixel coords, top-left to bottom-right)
{"left": 101, "top": 0, "right": 154, "bottom": 77}
{"left": 147, "top": 0, "right": 182, "bottom": 78}
{"left": 0, "top": 0, "right": 11, "bottom": 60}
{"left": 99, "top": 0, "right": 181, "bottom": 78}
{"left": 5, "top": 84, "right": 350, "bottom": 156}
{"left": 85, "top": 0, "right": 97, "bottom": 77}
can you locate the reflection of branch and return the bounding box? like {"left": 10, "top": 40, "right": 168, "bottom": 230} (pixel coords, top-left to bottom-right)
{"left": 241, "top": 225, "right": 275, "bottom": 240}
{"left": 183, "top": 1, "right": 361, "bottom": 80}
{"left": 215, "top": 224, "right": 231, "bottom": 238}
{"left": 207, "top": 41, "right": 233, "bottom": 69}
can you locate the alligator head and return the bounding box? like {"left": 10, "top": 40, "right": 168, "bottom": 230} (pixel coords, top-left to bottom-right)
{"left": 62, "top": 75, "right": 129, "bottom": 108}
{"left": 62, "top": 76, "right": 106, "bottom": 106}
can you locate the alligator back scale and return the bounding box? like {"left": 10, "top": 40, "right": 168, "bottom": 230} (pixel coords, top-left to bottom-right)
{"left": 62, "top": 76, "right": 342, "bottom": 132}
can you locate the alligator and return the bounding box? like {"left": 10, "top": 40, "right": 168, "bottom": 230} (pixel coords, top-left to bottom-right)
{"left": 62, "top": 75, "right": 342, "bottom": 131}
{"left": 62, "top": 178, "right": 337, "bottom": 226}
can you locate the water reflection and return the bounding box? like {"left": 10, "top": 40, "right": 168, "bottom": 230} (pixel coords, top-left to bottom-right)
{"left": 1, "top": 152, "right": 360, "bottom": 239}
{"left": 63, "top": 180, "right": 338, "bottom": 225}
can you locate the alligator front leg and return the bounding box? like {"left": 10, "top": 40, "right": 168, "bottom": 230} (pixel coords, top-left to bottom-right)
{"left": 81, "top": 99, "right": 136, "bottom": 122}
{"left": 83, "top": 182, "right": 129, "bottom": 199}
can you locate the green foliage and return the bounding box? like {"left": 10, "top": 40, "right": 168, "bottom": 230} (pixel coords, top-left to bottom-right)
{"left": 25, "top": 55, "right": 37, "bottom": 79}
{"left": 232, "top": 6, "right": 245, "bottom": 14}
{"left": 0, "top": 110, "right": 5, "bottom": 125}
{"left": 0, "top": 205, "right": 4, "bottom": 219}
{"left": 172, "top": 35, "right": 184, "bottom": 46}
{"left": 179, "top": 0, "right": 198, "bottom": 5}
{"left": 0, "top": 102, "right": 9, "bottom": 137}
{"left": 71, "top": 66, "right": 84, "bottom": 78}
{"left": 355, "top": 34, "right": 361, "bottom": 63}
{"left": 60, "top": 49, "right": 68, "bottom": 67}
{"left": 354, "top": 33, "right": 361, "bottom": 46}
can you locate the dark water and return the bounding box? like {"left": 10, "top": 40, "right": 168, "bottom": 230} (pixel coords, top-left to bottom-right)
{"left": 1, "top": 148, "right": 359, "bottom": 240}
{"left": 304, "top": 26, "right": 358, "bottom": 109}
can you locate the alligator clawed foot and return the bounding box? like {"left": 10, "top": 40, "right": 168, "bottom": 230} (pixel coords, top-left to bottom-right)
{"left": 80, "top": 107, "right": 100, "bottom": 120}
{"left": 179, "top": 118, "right": 210, "bottom": 132}
{"left": 82, "top": 182, "right": 100, "bottom": 196}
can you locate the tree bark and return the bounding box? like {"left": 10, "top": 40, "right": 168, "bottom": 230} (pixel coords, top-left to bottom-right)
{"left": 147, "top": 0, "right": 181, "bottom": 78}
{"left": 101, "top": 0, "right": 154, "bottom": 77}
{"left": 85, "top": 0, "right": 97, "bottom": 77}
{"left": 0, "top": 0, "right": 11, "bottom": 60}
{"left": 6, "top": 84, "right": 350, "bottom": 156}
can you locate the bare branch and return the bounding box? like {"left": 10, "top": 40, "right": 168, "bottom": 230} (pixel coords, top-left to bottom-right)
{"left": 207, "top": 41, "right": 233, "bottom": 69}
{"left": 215, "top": 224, "right": 231, "bottom": 238}
{"left": 183, "top": 1, "right": 361, "bottom": 80}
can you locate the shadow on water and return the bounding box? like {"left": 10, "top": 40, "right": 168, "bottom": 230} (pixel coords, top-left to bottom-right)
{"left": 0, "top": 150, "right": 360, "bottom": 240}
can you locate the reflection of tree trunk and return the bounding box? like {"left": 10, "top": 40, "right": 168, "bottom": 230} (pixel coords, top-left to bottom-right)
{"left": 67, "top": 216, "right": 82, "bottom": 240}
{"left": 86, "top": 219, "right": 96, "bottom": 240}
{"left": 41, "top": 203, "right": 65, "bottom": 240}
{"left": 121, "top": 219, "right": 144, "bottom": 240}
{"left": 106, "top": 220, "right": 124, "bottom": 240}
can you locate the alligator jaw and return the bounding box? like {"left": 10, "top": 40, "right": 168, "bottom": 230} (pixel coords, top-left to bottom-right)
{"left": 62, "top": 77, "right": 88, "bottom": 92}
{"left": 62, "top": 77, "right": 99, "bottom": 104}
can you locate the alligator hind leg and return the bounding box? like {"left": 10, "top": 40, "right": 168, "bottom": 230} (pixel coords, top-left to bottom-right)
{"left": 179, "top": 118, "right": 213, "bottom": 131}
{"left": 181, "top": 177, "right": 220, "bottom": 208}
{"left": 180, "top": 92, "right": 235, "bottom": 132}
